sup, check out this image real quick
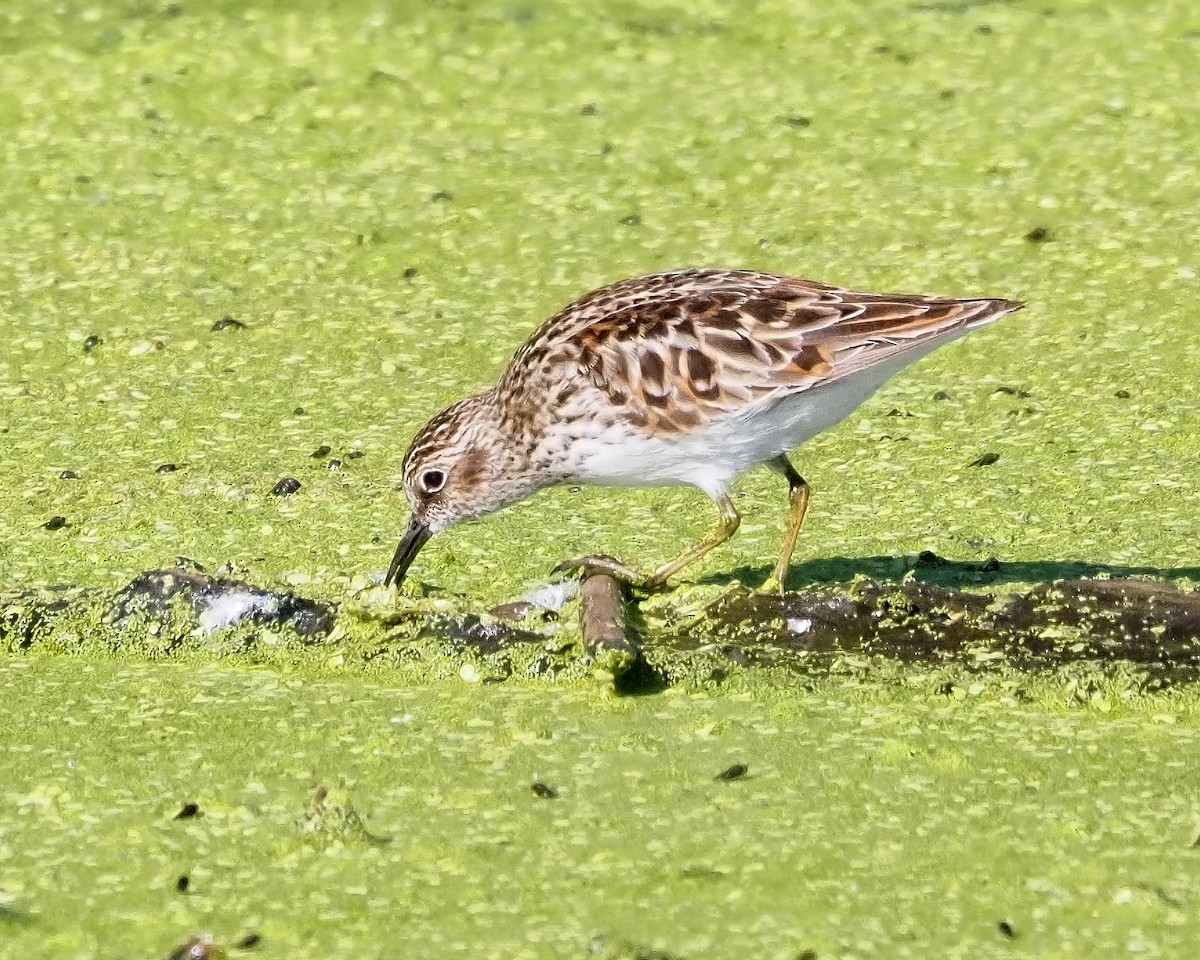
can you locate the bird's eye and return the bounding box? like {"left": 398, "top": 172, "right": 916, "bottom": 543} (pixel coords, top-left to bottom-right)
{"left": 419, "top": 468, "right": 447, "bottom": 494}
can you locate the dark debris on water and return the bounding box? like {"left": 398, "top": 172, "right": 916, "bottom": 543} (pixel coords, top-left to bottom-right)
{"left": 661, "top": 577, "right": 1200, "bottom": 683}
{"left": 6, "top": 558, "right": 1200, "bottom": 688}
{"left": 417, "top": 613, "right": 547, "bottom": 654}
{"left": 111, "top": 567, "right": 336, "bottom": 638}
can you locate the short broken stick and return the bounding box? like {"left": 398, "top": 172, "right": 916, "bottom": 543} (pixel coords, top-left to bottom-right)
{"left": 579, "top": 571, "right": 639, "bottom": 675}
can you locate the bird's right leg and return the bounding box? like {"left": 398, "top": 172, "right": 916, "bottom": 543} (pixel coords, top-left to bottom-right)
{"left": 759, "top": 454, "right": 811, "bottom": 594}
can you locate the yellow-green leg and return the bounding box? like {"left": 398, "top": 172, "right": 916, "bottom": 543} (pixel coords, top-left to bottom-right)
{"left": 759, "top": 454, "right": 811, "bottom": 594}
{"left": 554, "top": 493, "right": 741, "bottom": 591}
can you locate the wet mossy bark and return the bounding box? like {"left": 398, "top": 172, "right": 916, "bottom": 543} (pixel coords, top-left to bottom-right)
{"left": 4, "top": 568, "right": 1200, "bottom": 691}
{"left": 655, "top": 577, "right": 1200, "bottom": 687}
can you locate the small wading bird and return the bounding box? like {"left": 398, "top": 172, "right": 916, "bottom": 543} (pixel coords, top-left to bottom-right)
{"left": 385, "top": 269, "right": 1022, "bottom": 592}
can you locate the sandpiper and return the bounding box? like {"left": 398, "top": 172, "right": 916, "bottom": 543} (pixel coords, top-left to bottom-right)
{"left": 385, "top": 268, "right": 1022, "bottom": 591}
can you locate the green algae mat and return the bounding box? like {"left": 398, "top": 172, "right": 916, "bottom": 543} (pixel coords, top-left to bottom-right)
{"left": 4, "top": 659, "right": 1200, "bottom": 958}
{"left": 2, "top": 0, "right": 1200, "bottom": 956}
{"left": 2, "top": 0, "right": 1198, "bottom": 599}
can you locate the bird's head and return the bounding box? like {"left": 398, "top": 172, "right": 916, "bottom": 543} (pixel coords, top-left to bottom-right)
{"left": 384, "top": 392, "right": 539, "bottom": 587}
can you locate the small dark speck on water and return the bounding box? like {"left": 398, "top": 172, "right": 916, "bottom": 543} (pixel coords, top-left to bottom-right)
{"left": 784, "top": 115, "right": 812, "bottom": 127}
{"left": 1024, "top": 226, "right": 1051, "bottom": 243}
{"left": 83, "top": 334, "right": 101, "bottom": 352}
{"left": 620, "top": 213, "right": 642, "bottom": 226}
{"left": 346, "top": 450, "right": 365, "bottom": 460}
{"left": 431, "top": 191, "right": 453, "bottom": 202}
{"left": 932, "top": 390, "right": 951, "bottom": 401}
{"left": 580, "top": 102, "right": 598, "bottom": 115}
{"left": 212, "top": 315, "right": 246, "bottom": 331}
{"left": 234, "top": 932, "right": 263, "bottom": 949}
{"left": 976, "top": 23, "right": 993, "bottom": 35}
{"left": 175, "top": 874, "right": 190, "bottom": 893}
{"left": 721, "top": 644, "right": 750, "bottom": 665}
{"left": 970, "top": 452, "right": 1000, "bottom": 467}
{"left": 403, "top": 266, "right": 419, "bottom": 279}
{"left": 327, "top": 458, "right": 342, "bottom": 471}
{"left": 173, "top": 801, "right": 200, "bottom": 820}
{"left": 992, "top": 385, "right": 1032, "bottom": 398}
{"left": 42, "top": 516, "right": 67, "bottom": 530}
{"left": 167, "top": 936, "right": 219, "bottom": 960}
{"left": 795, "top": 951, "right": 818, "bottom": 960}
{"left": 272, "top": 477, "right": 302, "bottom": 496}
{"left": 156, "top": 463, "right": 178, "bottom": 473}
{"left": 311, "top": 445, "right": 332, "bottom": 458}
{"left": 939, "top": 88, "right": 956, "bottom": 100}
{"left": 1115, "top": 389, "right": 1131, "bottom": 399}
{"left": 293, "top": 406, "right": 307, "bottom": 416}
{"left": 998, "top": 920, "right": 1015, "bottom": 939}
{"left": 59, "top": 469, "right": 80, "bottom": 480}
{"left": 715, "top": 763, "right": 748, "bottom": 781}
{"left": 367, "top": 68, "right": 401, "bottom": 85}
{"left": 489, "top": 600, "right": 536, "bottom": 621}
{"left": 531, "top": 782, "right": 559, "bottom": 799}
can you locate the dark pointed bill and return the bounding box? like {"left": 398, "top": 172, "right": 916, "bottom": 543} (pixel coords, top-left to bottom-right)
{"left": 384, "top": 516, "right": 432, "bottom": 587}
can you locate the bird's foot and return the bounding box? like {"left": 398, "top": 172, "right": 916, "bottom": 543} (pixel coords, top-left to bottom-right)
{"left": 552, "top": 555, "right": 657, "bottom": 591}
{"left": 757, "top": 567, "right": 789, "bottom": 596}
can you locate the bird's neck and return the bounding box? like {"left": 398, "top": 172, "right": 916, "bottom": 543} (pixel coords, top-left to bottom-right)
{"left": 458, "top": 389, "right": 557, "bottom": 513}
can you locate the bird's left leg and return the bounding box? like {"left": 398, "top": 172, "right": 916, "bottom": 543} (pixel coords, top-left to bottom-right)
{"left": 554, "top": 493, "right": 741, "bottom": 591}
{"left": 643, "top": 492, "right": 740, "bottom": 589}
{"left": 759, "top": 454, "right": 811, "bottom": 594}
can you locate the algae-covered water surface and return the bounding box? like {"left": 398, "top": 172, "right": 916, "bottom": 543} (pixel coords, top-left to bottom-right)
{"left": 1, "top": 0, "right": 1197, "bottom": 597}
{"left": 4, "top": 659, "right": 1200, "bottom": 958}
{"left": 2, "top": 0, "right": 1199, "bottom": 956}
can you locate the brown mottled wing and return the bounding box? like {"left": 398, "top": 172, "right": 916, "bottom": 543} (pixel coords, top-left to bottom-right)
{"left": 503, "top": 269, "right": 1022, "bottom": 436}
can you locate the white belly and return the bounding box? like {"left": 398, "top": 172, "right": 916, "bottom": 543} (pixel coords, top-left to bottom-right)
{"left": 565, "top": 343, "right": 944, "bottom": 499}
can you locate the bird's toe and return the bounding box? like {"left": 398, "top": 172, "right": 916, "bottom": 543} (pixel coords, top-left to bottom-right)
{"left": 552, "top": 555, "right": 645, "bottom": 586}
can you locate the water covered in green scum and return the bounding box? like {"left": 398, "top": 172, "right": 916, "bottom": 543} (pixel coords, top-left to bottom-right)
{"left": 3, "top": 659, "right": 1200, "bottom": 959}
{"left": 2, "top": 0, "right": 1200, "bottom": 957}
{"left": 2, "top": 0, "right": 1198, "bottom": 598}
